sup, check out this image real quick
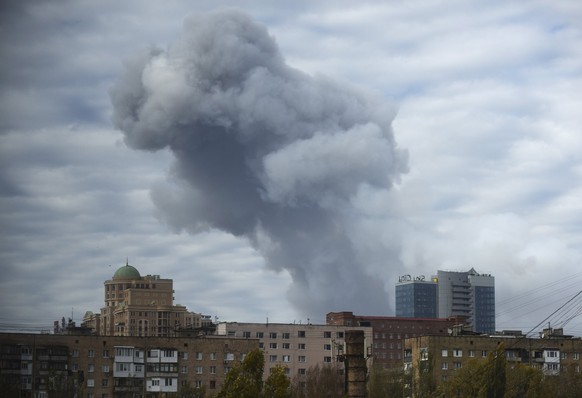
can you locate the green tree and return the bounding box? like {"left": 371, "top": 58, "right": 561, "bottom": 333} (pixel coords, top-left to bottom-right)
{"left": 290, "top": 364, "right": 344, "bottom": 398}
{"left": 367, "top": 365, "right": 405, "bottom": 398}
{"left": 479, "top": 344, "right": 506, "bottom": 398}
{"left": 217, "top": 348, "right": 265, "bottom": 398}
{"left": 217, "top": 349, "right": 292, "bottom": 398}
{"left": 264, "top": 365, "right": 291, "bottom": 398}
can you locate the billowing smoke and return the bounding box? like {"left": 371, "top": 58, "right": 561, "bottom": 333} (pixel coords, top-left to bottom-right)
{"left": 110, "top": 10, "right": 408, "bottom": 318}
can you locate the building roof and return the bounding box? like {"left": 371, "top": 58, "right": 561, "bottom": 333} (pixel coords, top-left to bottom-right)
{"left": 112, "top": 263, "right": 141, "bottom": 280}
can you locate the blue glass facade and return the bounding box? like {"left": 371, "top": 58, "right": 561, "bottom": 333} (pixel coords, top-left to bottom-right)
{"left": 395, "top": 282, "right": 437, "bottom": 318}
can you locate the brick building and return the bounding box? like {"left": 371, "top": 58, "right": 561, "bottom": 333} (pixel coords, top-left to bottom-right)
{"left": 0, "top": 332, "right": 258, "bottom": 397}
{"left": 404, "top": 328, "right": 582, "bottom": 396}
{"left": 326, "top": 311, "right": 459, "bottom": 369}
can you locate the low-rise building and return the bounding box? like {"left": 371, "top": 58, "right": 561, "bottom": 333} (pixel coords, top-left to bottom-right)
{"left": 0, "top": 332, "right": 258, "bottom": 397}
{"left": 404, "top": 328, "right": 582, "bottom": 396}
{"left": 326, "top": 311, "right": 459, "bottom": 369}
{"left": 216, "top": 322, "right": 374, "bottom": 381}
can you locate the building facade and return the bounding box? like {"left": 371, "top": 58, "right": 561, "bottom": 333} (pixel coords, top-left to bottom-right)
{"left": 403, "top": 328, "right": 582, "bottom": 396}
{"left": 395, "top": 275, "right": 438, "bottom": 318}
{"left": 83, "top": 262, "right": 209, "bottom": 337}
{"left": 436, "top": 268, "right": 495, "bottom": 334}
{"left": 326, "top": 312, "right": 458, "bottom": 369}
{"left": 0, "top": 332, "right": 258, "bottom": 398}
{"left": 216, "top": 322, "right": 374, "bottom": 381}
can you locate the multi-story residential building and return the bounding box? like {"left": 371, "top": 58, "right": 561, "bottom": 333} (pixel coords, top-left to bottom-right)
{"left": 216, "top": 322, "right": 374, "bottom": 381}
{"left": 83, "top": 261, "right": 209, "bottom": 337}
{"left": 0, "top": 332, "right": 258, "bottom": 398}
{"left": 403, "top": 328, "right": 582, "bottom": 396}
{"left": 326, "top": 312, "right": 458, "bottom": 369}
{"left": 395, "top": 275, "right": 438, "bottom": 318}
{"left": 436, "top": 268, "right": 495, "bottom": 334}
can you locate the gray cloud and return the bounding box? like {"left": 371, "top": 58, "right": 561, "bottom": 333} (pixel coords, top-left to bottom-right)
{"left": 110, "top": 10, "right": 408, "bottom": 318}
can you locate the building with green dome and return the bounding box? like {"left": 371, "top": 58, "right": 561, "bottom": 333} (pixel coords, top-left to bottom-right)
{"left": 83, "top": 261, "right": 206, "bottom": 337}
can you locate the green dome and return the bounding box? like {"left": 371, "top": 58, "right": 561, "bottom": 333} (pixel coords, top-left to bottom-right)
{"left": 113, "top": 263, "right": 141, "bottom": 280}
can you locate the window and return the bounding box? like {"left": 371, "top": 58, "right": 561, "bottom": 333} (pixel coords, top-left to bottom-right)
{"left": 256, "top": 332, "right": 264, "bottom": 338}
{"left": 195, "top": 380, "right": 202, "bottom": 388}
{"left": 575, "top": 353, "right": 580, "bottom": 360}
{"left": 210, "top": 366, "right": 216, "bottom": 374}
{"left": 227, "top": 331, "right": 235, "bottom": 336}
{"left": 324, "top": 344, "right": 332, "bottom": 351}
{"left": 224, "top": 353, "right": 235, "bottom": 361}
{"left": 259, "top": 343, "right": 264, "bottom": 349}
{"left": 180, "top": 352, "right": 188, "bottom": 360}
{"left": 442, "top": 362, "right": 448, "bottom": 370}
{"left": 324, "top": 331, "right": 332, "bottom": 338}
{"left": 283, "top": 332, "right": 290, "bottom": 339}
{"left": 324, "top": 356, "right": 332, "bottom": 363}
{"left": 283, "top": 355, "right": 291, "bottom": 362}
{"left": 270, "top": 355, "right": 277, "bottom": 363}
{"left": 298, "top": 368, "right": 306, "bottom": 375}
{"left": 210, "top": 380, "right": 216, "bottom": 389}
{"left": 195, "top": 352, "right": 202, "bottom": 360}
{"left": 337, "top": 332, "right": 344, "bottom": 338}
{"left": 181, "top": 366, "right": 187, "bottom": 374}
{"left": 441, "top": 349, "right": 448, "bottom": 357}
{"left": 72, "top": 350, "right": 79, "bottom": 358}
{"left": 298, "top": 356, "right": 306, "bottom": 363}
{"left": 453, "top": 349, "right": 462, "bottom": 358}
{"left": 196, "top": 366, "right": 203, "bottom": 374}
{"left": 101, "top": 379, "right": 108, "bottom": 387}
{"left": 152, "top": 379, "right": 160, "bottom": 386}
{"left": 87, "top": 379, "right": 95, "bottom": 387}
{"left": 298, "top": 331, "right": 305, "bottom": 338}
{"left": 481, "top": 350, "right": 488, "bottom": 357}
{"left": 148, "top": 350, "right": 158, "bottom": 358}
{"left": 88, "top": 350, "right": 95, "bottom": 358}
{"left": 454, "top": 362, "right": 462, "bottom": 369}
{"left": 88, "top": 364, "right": 95, "bottom": 373}
{"left": 210, "top": 352, "right": 217, "bottom": 360}
{"left": 102, "top": 350, "right": 109, "bottom": 358}
{"left": 243, "top": 331, "right": 251, "bottom": 338}
{"left": 102, "top": 365, "right": 109, "bottom": 373}
{"left": 298, "top": 343, "right": 306, "bottom": 350}
{"left": 270, "top": 343, "right": 278, "bottom": 349}
{"left": 270, "top": 332, "right": 278, "bottom": 339}
{"left": 283, "top": 343, "right": 290, "bottom": 349}
{"left": 469, "top": 350, "right": 475, "bottom": 357}
{"left": 116, "top": 363, "right": 129, "bottom": 372}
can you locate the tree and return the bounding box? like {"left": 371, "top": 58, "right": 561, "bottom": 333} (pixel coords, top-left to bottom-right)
{"left": 217, "top": 348, "right": 292, "bottom": 398}
{"left": 290, "top": 364, "right": 344, "bottom": 398}
{"left": 367, "top": 365, "right": 405, "bottom": 398}
{"left": 217, "top": 348, "right": 264, "bottom": 398}
{"left": 264, "top": 365, "right": 291, "bottom": 398}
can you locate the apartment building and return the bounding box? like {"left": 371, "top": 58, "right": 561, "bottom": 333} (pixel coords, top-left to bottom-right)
{"left": 326, "top": 311, "right": 458, "bottom": 369}
{"left": 0, "top": 332, "right": 258, "bottom": 398}
{"left": 404, "top": 328, "right": 582, "bottom": 394}
{"left": 216, "top": 322, "right": 374, "bottom": 380}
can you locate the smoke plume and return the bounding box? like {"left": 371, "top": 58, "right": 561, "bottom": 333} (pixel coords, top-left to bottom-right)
{"left": 110, "top": 10, "right": 408, "bottom": 318}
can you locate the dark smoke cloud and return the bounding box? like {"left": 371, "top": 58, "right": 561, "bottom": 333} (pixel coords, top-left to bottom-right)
{"left": 110, "top": 10, "right": 408, "bottom": 318}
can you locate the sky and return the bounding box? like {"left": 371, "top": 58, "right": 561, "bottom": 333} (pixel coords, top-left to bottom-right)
{"left": 1, "top": 0, "right": 582, "bottom": 335}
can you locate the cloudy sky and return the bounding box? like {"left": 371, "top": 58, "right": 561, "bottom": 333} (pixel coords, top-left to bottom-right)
{"left": 2, "top": 0, "right": 582, "bottom": 335}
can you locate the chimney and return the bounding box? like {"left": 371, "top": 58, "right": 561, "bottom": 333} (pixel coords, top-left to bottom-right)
{"left": 345, "top": 330, "right": 367, "bottom": 398}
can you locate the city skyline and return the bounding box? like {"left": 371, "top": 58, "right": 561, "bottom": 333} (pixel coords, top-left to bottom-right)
{"left": 2, "top": 1, "right": 582, "bottom": 335}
